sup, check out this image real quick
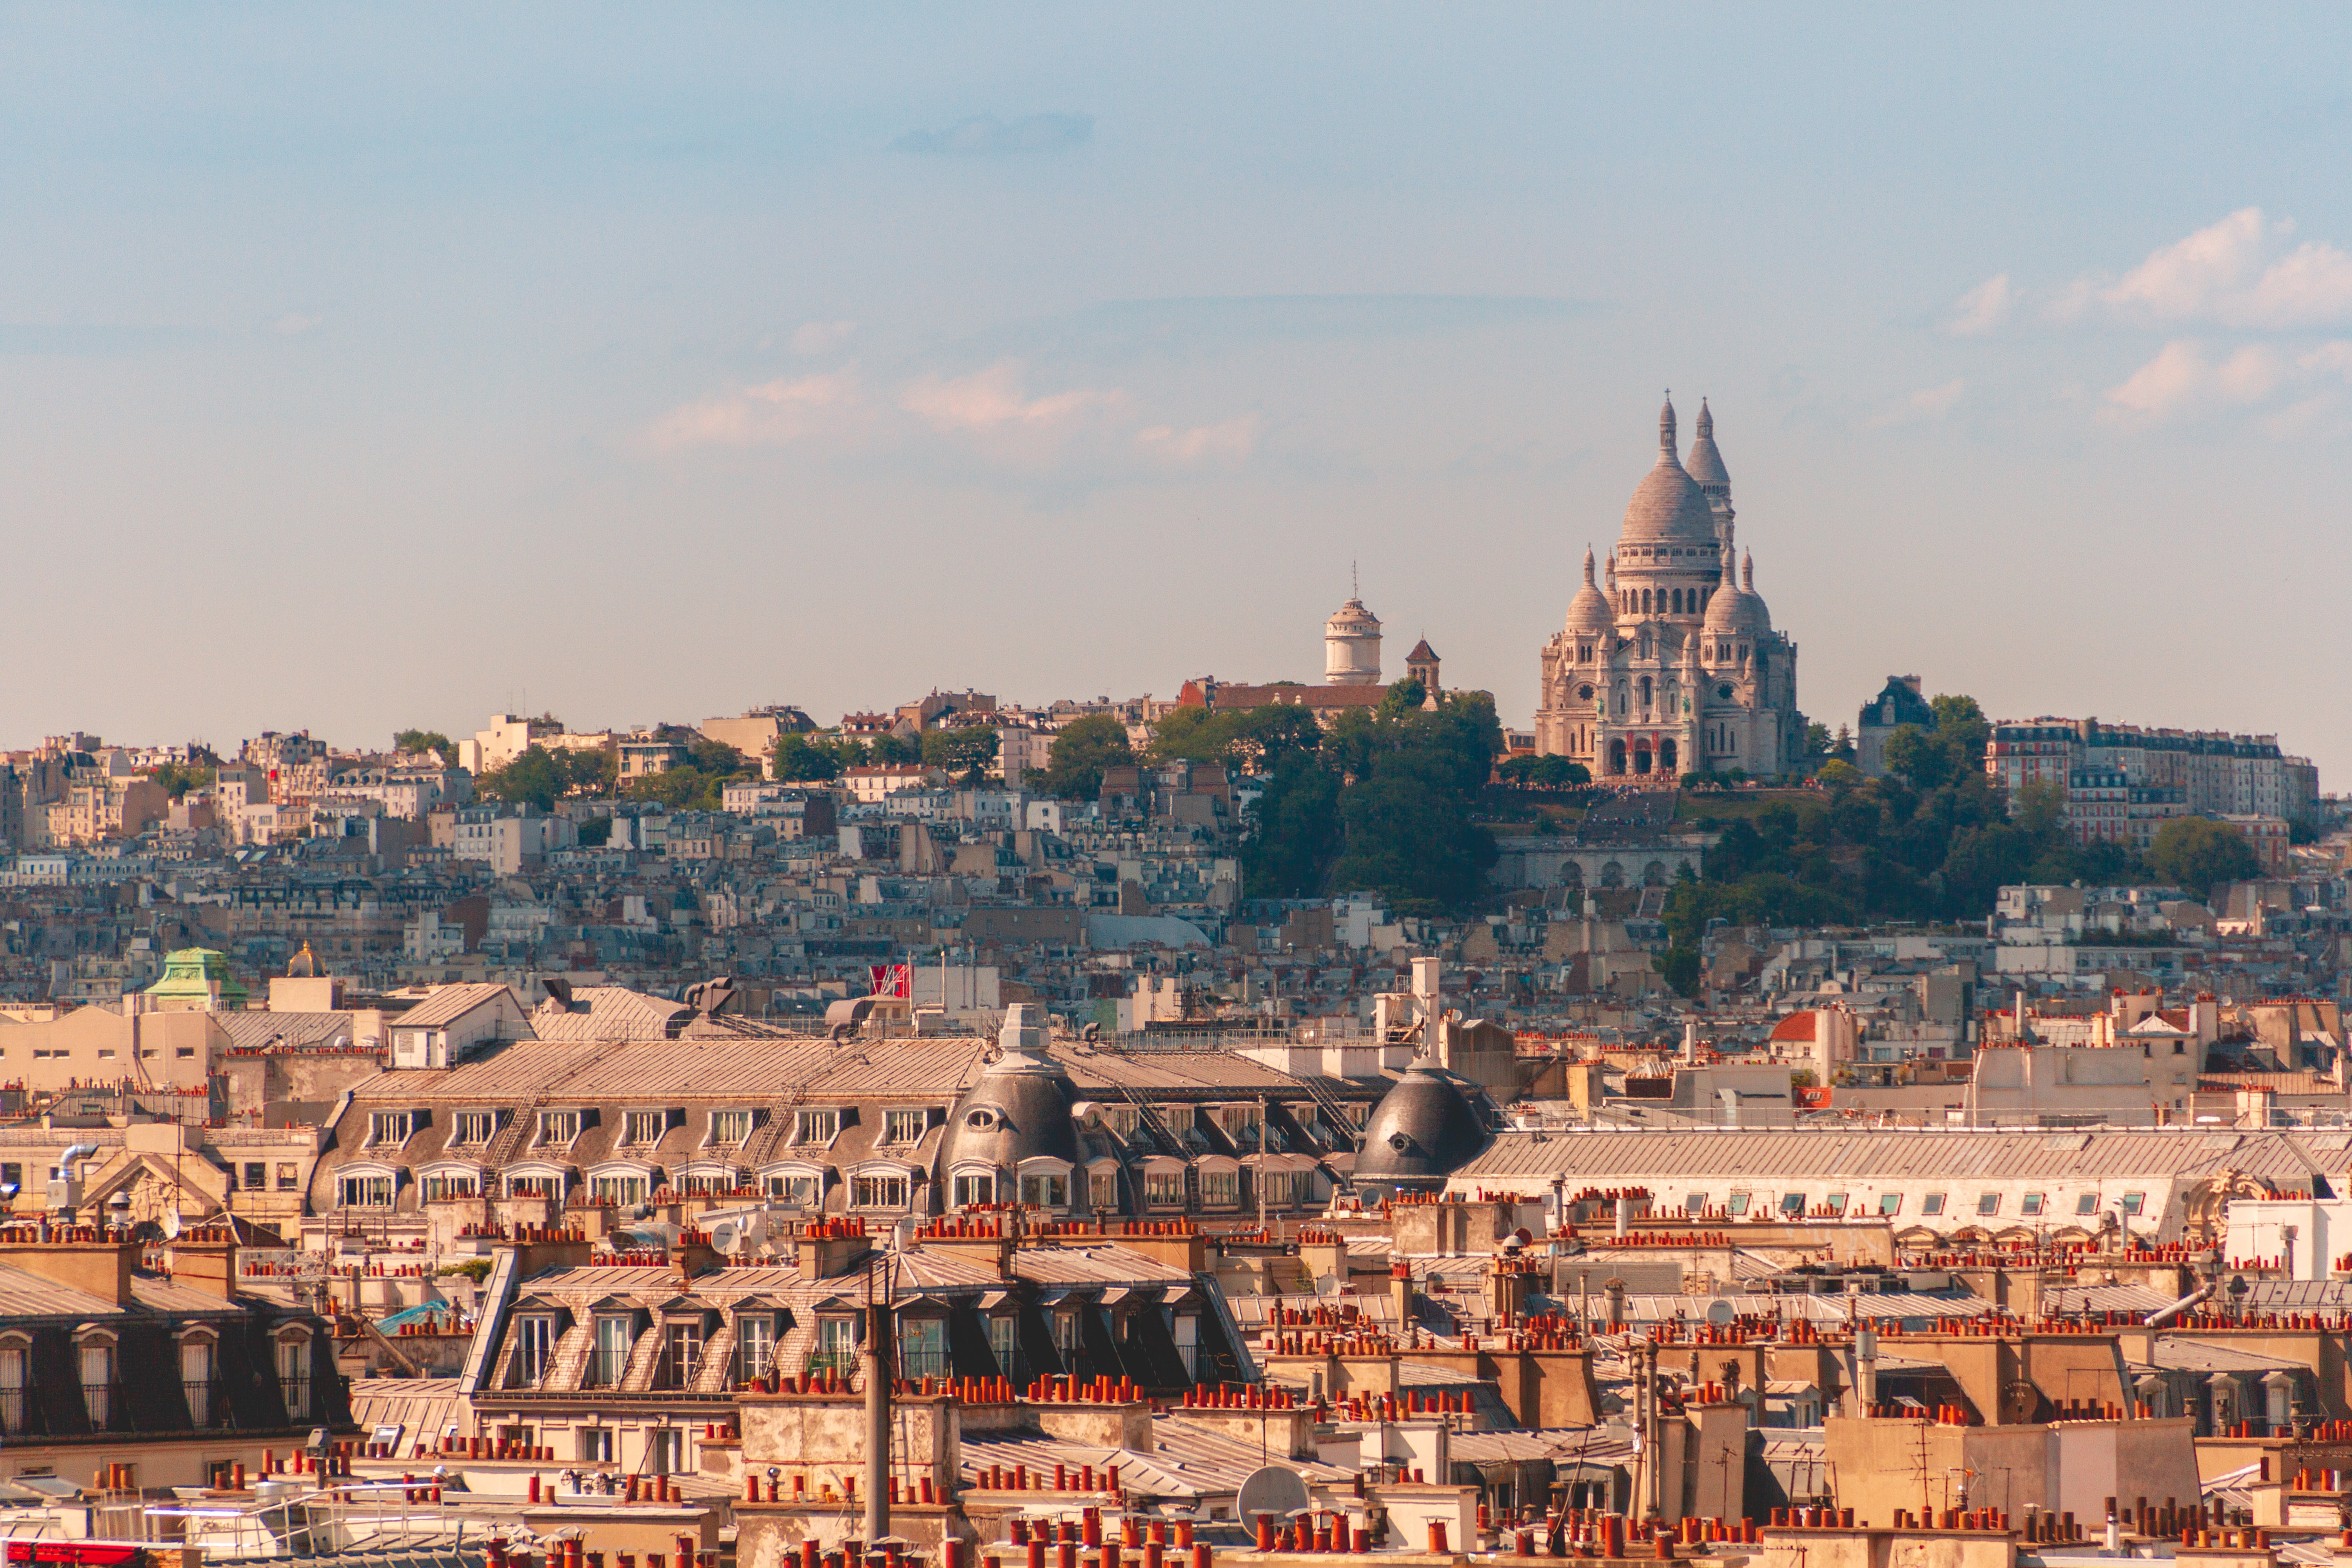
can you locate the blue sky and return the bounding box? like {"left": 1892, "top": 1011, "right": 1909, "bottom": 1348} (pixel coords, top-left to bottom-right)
{"left": 5, "top": 5, "right": 2349, "bottom": 779}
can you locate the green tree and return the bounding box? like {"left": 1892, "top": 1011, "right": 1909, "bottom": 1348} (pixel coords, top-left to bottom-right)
{"left": 1148, "top": 706, "right": 1235, "bottom": 766}
{"left": 1879, "top": 725, "right": 1952, "bottom": 789}
{"left": 868, "top": 732, "right": 920, "bottom": 766}
{"left": 1242, "top": 751, "right": 1343, "bottom": 897}
{"left": 393, "top": 729, "right": 456, "bottom": 765}
{"left": 1653, "top": 945, "right": 1702, "bottom": 997}
{"left": 2149, "top": 817, "right": 2260, "bottom": 900}
{"left": 773, "top": 733, "right": 843, "bottom": 783}
{"left": 921, "top": 726, "right": 1000, "bottom": 785}
{"left": 475, "top": 745, "right": 568, "bottom": 811}
{"left": 148, "top": 762, "right": 215, "bottom": 801}
{"left": 1816, "top": 759, "right": 1864, "bottom": 789}
{"left": 1038, "top": 715, "right": 1135, "bottom": 799}
{"left": 560, "top": 747, "right": 618, "bottom": 798}
{"left": 1930, "top": 694, "right": 1990, "bottom": 769}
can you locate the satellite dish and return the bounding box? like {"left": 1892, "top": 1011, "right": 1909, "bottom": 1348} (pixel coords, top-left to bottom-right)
{"left": 1237, "top": 1466, "right": 1311, "bottom": 1524}
{"left": 711, "top": 1222, "right": 742, "bottom": 1255}
{"left": 1705, "top": 1300, "right": 1735, "bottom": 1327}
{"left": 1314, "top": 1274, "right": 1343, "bottom": 1298}
{"left": 162, "top": 1211, "right": 184, "bottom": 1240}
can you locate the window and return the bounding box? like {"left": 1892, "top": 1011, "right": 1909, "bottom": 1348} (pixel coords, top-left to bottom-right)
{"left": 855, "top": 1173, "right": 911, "bottom": 1209}
{"left": 1976, "top": 1193, "right": 2001, "bottom": 1216}
{"left": 646, "top": 1428, "right": 683, "bottom": 1475}
{"left": 277, "top": 1337, "right": 311, "bottom": 1419}
{"left": 538, "top": 1110, "right": 582, "bottom": 1147}
{"left": 515, "top": 1316, "right": 557, "bottom": 1385}
{"left": 578, "top": 1428, "right": 617, "bottom": 1463}
{"left": 2076, "top": 1192, "right": 2099, "bottom": 1215}
{"left": 0, "top": 1164, "right": 16, "bottom": 1194}
{"left": 812, "top": 1317, "right": 857, "bottom": 1377}
{"left": 952, "top": 1173, "right": 995, "bottom": 1207}
{"left": 452, "top": 1111, "right": 495, "bottom": 1145}
{"left": 2120, "top": 1192, "right": 2146, "bottom": 1216}
{"left": 1200, "top": 1170, "right": 1239, "bottom": 1207}
{"left": 1683, "top": 1193, "right": 1709, "bottom": 1214}
{"left": 663, "top": 1322, "right": 702, "bottom": 1388}
{"left": 1823, "top": 1193, "right": 1847, "bottom": 1215}
{"left": 737, "top": 1314, "right": 777, "bottom": 1382}
{"left": 796, "top": 1109, "right": 840, "bottom": 1145}
{"left": 1104, "top": 1106, "right": 1139, "bottom": 1139}
{"left": 0, "top": 1343, "right": 23, "bottom": 1434}
{"left": 1091, "top": 1171, "right": 1119, "bottom": 1210}
{"left": 767, "top": 1173, "right": 821, "bottom": 1205}
{"left": 1262, "top": 1171, "right": 1297, "bottom": 1209}
{"left": 243, "top": 1162, "right": 267, "bottom": 1190}
{"left": 624, "top": 1110, "right": 668, "bottom": 1145}
{"left": 884, "top": 1109, "right": 927, "bottom": 1144}
{"left": 423, "top": 1172, "right": 478, "bottom": 1202}
{"left": 181, "top": 1337, "right": 214, "bottom": 1427}
{"left": 81, "top": 1340, "right": 115, "bottom": 1428}
{"left": 710, "top": 1109, "right": 755, "bottom": 1145}
{"left": 592, "top": 1317, "right": 633, "bottom": 1386}
{"left": 1921, "top": 1193, "right": 1946, "bottom": 1216}
{"left": 989, "top": 1315, "right": 1016, "bottom": 1375}
{"left": 1877, "top": 1194, "right": 1902, "bottom": 1216}
{"left": 1146, "top": 1170, "right": 1185, "bottom": 1206}
{"left": 369, "top": 1111, "right": 416, "bottom": 1146}
{"left": 900, "top": 1317, "right": 948, "bottom": 1380}
{"left": 1022, "top": 1171, "right": 1070, "bottom": 1207}
{"left": 1726, "top": 1191, "right": 1751, "bottom": 1216}
{"left": 2020, "top": 1193, "right": 2045, "bottom": 1217}
{"left": 1054, "top": 1311, "right": 1081, "bottom": 1362}
{"left": 339, "top": 1174, "right": 395, "bottom": 1207}
{"left": 1779, "top": 1192, "right": 1807, "bottom": 1215}
{"left": 1214, "top": 1105, "right": 1262, "bottom": 1146}
{"left": 276, "top": 1163, "right": 299, "bottom": 1191}
{"left": 591, "top": 1174, "right": 648, "bottom": 1206}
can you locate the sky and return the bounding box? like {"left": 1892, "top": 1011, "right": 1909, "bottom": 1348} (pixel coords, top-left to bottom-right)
{"left": 4, "top": 5, "right": 2350, "bottom": 780}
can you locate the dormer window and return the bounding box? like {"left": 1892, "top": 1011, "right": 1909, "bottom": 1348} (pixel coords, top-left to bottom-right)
{"left": 624, "top": 1110, "right": 671, "bottom": 1146}
{"left": 514, "top": 1314, "right": 558, "bottom": 1385}
{"left": 537, "top": 1110, "right": 582, "bottom": 1147}
{"left": 709, "top": 1109, "right": 757, "bottom": 1146}
{"left": 451, "top": 1110, "right": 498, "bottom": 1146}
{"left": 369, "top": 1110, "right": 419, "bottom": 1147}
{"left": 795, "top": 1109, "right": 840, "bottom": 1145}
{"left": 883, "top": 1109, "right": 927, "bottom": 1144}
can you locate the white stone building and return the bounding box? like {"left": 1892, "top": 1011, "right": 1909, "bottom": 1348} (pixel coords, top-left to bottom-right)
{"left": 1535, "top": 398, "right": 1804, "bottom": 779}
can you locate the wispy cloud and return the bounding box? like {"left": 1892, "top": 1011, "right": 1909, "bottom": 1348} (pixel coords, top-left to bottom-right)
{"left": 892, "top": 113, "right": 1092, "bottom": 157}
{"left": 791, "top": 320, "right": 855, "bottom": 355}
{"left": 1943, "top": 275, "right": 2013, "bottom": 336}
{"left": 2101, "top": 340, "right": 2294, "bottom": 424}
{"left": 647, "top": 369, "right": 864, "bottom": 449}
{"left": 1866, "top": 380, "right": 1965, "bottom": 428}
{"left": 2061, "top": 208, "right": 2352, "bottom": 329}
{"left": 1137, "top": 416, "right": 1261, "bottom": 465}
{"left": 900, "top": 362, "right": 1121, "bottom": 432}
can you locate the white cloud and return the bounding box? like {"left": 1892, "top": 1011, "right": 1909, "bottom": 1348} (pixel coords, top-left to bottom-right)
{"left": 791, "top": 320, "right": 855, "bottom": 355}
{"left": 2077, "top": 208, "right": 2352, "bottom": 329}
{"left": 1137, "top": 415, "right": 1262, "bottom": 464}
{"left": 1865, "top": 380, "right": 1965, "bottom": 428}
{"left": 2101, "top": 340, "right": 2289, "bottom": 424}
{"left": 1943, "top": 275, "right": 2013, "bottom": 336}
{"left": 647, "top": 369, "right": 862, "bottom": 449}
{"left": 899, "top": 362, "right": 1122, "bottom": 434}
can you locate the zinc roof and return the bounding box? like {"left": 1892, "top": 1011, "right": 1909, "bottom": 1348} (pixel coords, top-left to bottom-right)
{"left": 1455, "top": 1128, "right": 2338, "bottom": 1185}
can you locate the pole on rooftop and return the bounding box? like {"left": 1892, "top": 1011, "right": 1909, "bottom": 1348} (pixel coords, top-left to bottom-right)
{"left": 866, "top": 1257, "right": 894, "bottom": 1546}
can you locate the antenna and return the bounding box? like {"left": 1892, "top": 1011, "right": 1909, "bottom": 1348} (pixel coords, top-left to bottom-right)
{"left": 1352, "top": 560, "right": 1359, "bottom": 601}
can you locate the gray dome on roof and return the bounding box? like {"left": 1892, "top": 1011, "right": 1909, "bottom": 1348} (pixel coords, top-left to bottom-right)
{"left": 936, "top": 1005, "right": 1083, "bottom": 1181}
{"left": 1565, "top": 546, "right": 1612, "bottom": 634}
{"left": 1704, "top": 549, "right": 1769, "bottom": 635}
{"left": 1352, "top": 1063, "right": 1498, "bottom": 1196}
{"left": 1685, "top": 399, "right": 1730, "bottom": 491}
{"left": 1618, "top": 399, "right": 1720, "bottom": 551}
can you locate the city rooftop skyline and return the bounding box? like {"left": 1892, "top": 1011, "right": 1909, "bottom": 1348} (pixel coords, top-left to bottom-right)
{"left": 4, "top": 7, "right": 2349, "bottom": 778}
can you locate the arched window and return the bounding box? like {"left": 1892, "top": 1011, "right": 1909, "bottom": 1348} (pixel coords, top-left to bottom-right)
{"left": 1671, "top": 589, "right": 1683, "bottom": 614}
{"left": 1640, "top": 589, "right": 1651, "bottom": 613}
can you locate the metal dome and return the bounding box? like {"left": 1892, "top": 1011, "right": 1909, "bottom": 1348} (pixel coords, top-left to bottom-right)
{"left": 1684, "top": 398, "right": 1730, "bottom": 492}
{"left": 936, "top": 1005, "right": 1084, "bottom": 1181}
{"left": 1351, "top": 1063, "right": 1498, "bottom": 1197}
{"left": 1565, "top": 547, "right": 1612, "bottom": 634}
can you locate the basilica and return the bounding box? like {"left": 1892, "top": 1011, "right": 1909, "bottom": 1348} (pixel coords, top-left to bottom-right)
{"left": 1534, "top": 397, "right": 1803, "bottom": 779}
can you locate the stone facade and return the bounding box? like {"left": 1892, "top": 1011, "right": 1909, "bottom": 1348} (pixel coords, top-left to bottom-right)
{"left": 1535, "top": 399, "right": 1803, "bottom": 779}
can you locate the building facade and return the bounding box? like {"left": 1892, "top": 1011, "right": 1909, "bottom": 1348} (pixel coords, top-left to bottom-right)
{"left": 1535, "top": 399, "right": 1803, "bottom": 779}
{"left": 1987, "top": 717, "right": 2319, "bottom": 825}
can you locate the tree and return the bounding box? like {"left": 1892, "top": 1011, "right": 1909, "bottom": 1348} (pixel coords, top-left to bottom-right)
{"left": 1653, "top": 946, "right": 1701, "bottom": 997}
{"left": 475, "top": 745, "right": 569, "bottom": 811}
{"left": 773, "top": 733, "right": 843, "bottom": 783}
{"left": 1930, "top": 694, "right": 1989, "bottom": 769}
{"left": 1242, "top": 751, "right": 1343, "bottom": 897}
{"left": 559, "top": 747, "right": 617, "bottom": 798}
{"left": 1880, "top": 724, "right": 1952, "bottom": 789}
{"left": 1038, "top": 715, "right": 1134, "bottom": 799}
{"left": 148, "top": 762, "right": 215, "bottom": 801}
{"left": 1816, "top": 760, "right": 1864, "bottom": 789}
{"left": 921, "top": 726, "right": 1000, "bottom": 786}
{"left": 2149, "top": 817, "right": 2260, "bottom": 901}
{"left": 868, "top": 733, "right": 920, "bottom": 766}
{"left": 1149, "top": 706, "right": 1234, "bottom": 766}
{"left": 2014, "top": 778, "right": 2065, "bottom": 839}
{"left": 394, "top": 729, "right": 457, "bottom": 765}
